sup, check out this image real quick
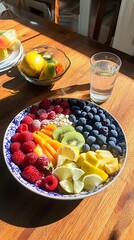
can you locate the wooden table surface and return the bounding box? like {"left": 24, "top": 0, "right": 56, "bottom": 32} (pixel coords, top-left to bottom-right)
{"left": 0, "top": 14, "right": 134, "bottom": 240}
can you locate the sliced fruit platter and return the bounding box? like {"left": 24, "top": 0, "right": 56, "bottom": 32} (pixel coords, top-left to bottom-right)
{"left": 0, "top": 29, "right": 23, "bottom": 72}
{"left": 3, "top": 98, "right": 127, "bottom": 200}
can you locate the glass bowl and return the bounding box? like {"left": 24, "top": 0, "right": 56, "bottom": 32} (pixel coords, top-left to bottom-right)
{"left": 17, "top": 45, "right": 71, "bottom": 86}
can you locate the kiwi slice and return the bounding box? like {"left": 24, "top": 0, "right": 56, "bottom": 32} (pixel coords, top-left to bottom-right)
{"left": 52, "top": 125, "right": 75, "bottom": 142}
{"left": 61, "top": 131, "right": 85, "bottom": 150}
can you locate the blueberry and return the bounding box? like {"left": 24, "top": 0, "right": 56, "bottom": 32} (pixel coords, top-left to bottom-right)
{"left": 69, "top": 114, "right": 76, "bottom": 122}
{"left": 90, "top": 107, "right": 97, "bottom": 114}
{"left": 97, "top": 109, "right": 103, "bottom": 114}
{"left": 91, "top": 129, "right": 99, "bottom": 136}
{"left": 91, "top": 144, "right": 100, "bottom": 151}
{"left": 83, "top": 105, "right": 91, "bottom": 112}
{"left": 93, "top": 122, "right": 102, "bottom": 130}
{"left": 99, "top": 113, "right": 106, "bottom": 121}
{"left": 76, "top": 125, "right": 83, "bottom": 133}
{"left": 81, "top": 111, "right": 87, "bottom": 117}
{"left": 109, "top": 130, "right": 118, "bottom": 138}
{"left": 69, "top": 99, "right": 78, "bottom": 105}
{"left": 93, "top": 114, "right": 100, "bottom": 122}
{"left": 108, "top": 136, "right": 117, "bottom": 143}
{"left": 86, "top": 136, "right": 96, "bottom": 145}
{"left": 103, "top": 119, "right": 111, "bottom": 126}
{"left": 71, "top": 106, "right": 80, "bottom": 111}
{"left": 84, "top": 125, "right": 93, "bottom": 132}
{"left": 86, "top": 112, "right": 94, "bottom": 121}
{"left": 101, "top": 126, "right": 109, "bottom": 135}
{"left": 72, "top": 120, "right": 78, "bottom": 127}
{"left": 77, "top": 100, "right": 86, "bottom": 108}
{"left": 111, "top": 145, "right": 122, "bottom": 156}
{"left": 109, "top": 124, "right": 116, "bottom": 130}
{"left": 97, "top": 134, "right": 107, "bottom": 145}
{"left": 78, "top": 117, "right": 87, "bottom": 126}
{"left": 83, "top": 143, "right": 90, "bottom": 152}
{"left": 73, "top": 110, "right": 82, "bottom": 116}
{"left": 83, "top": 131, "right": 89, "bottom": 138}
{"left": 107, "top": 141, "right": 115, "bottom": 150}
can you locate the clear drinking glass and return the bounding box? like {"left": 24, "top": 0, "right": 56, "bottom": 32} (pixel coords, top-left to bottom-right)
{"left": 90, "top": 52, "right": 122, "bottom": 104}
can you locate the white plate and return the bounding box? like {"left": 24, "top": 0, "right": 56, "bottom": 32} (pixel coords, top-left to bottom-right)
{"left": 0, "top": 44, "right": 23, "bottom": 72}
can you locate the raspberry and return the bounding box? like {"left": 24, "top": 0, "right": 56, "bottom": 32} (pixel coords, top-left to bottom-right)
{"left": 47, "top": 105, "right": 54, "bottom": 112}
{"left": 43, "top": 174, "right": 59, "bottom": 191}
{"left": 47, "top": 111, "right": 56, "bottom": 120}
{"left": 31, "top": 105, "right": 39, "bottom": 114}
{"left": 22, "top": 115, "right": 33, "bottom": 125}
{"left": 17, "top": 123, "right": 28, "bottom": 133}
{"left": 21, "top": 141, "right": 35, "bottom": 153}
{"left": 28, "top": 119, "right": 41, "bottom": 132}
{"left": 62, "top": 108, "right": 72, "bottom": 115}
{"left": 24, "top": 152, "right": 38, "bottom": 165}
{"left": 54, "top": 105, "right": 63, "bottom": 114}
{"left": 37, "top": 109, "right": 48, "bottom": 120}
{"left": 41, "top": 119, "right": 49, "bottom": 128}
{"left": 60, "top": 100, "right": 70, "bottom": 109}
{"left": 11, "top": 133, "right": 21, "bottom": 142}
{"left": 19, "top": 131, "right": 33, "bottom": 142}
{"left": 36, "top": 155, "right": 50, "bottom": 172}
{"left": 11, "top": 150, "right": 25, "bottom": 165}
{"left": 39, "top": 98, "right": 51, "bottom": 109}
{"left": 10, "top": 142, "right": 21, "bottom": 153}
{"left": 53, "top": 99, "right": 62, "bottom": 105}
{"left": 22, "top": 165, "right": 42, "bottom": 183}
{"left": 27, "top": 113, "right": 36, "bottom": 119}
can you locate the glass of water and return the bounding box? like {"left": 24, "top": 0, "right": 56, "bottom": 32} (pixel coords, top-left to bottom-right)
{"left": 90, "top": 52, "right": 122, "bottom": 104}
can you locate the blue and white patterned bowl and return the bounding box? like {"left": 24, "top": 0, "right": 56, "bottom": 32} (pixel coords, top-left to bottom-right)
{"left": 3, "top": 99, "right": 127, "bottom": 200}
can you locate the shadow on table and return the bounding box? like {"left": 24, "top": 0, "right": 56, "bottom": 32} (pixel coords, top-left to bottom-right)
{"left": 0, "top": 164, "right": 82, "bottom": 227}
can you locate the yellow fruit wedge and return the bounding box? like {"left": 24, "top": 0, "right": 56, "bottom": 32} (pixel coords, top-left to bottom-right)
{"left": 86, "top": 151, "right": 100, "bottom": 167}
{"left": 59, "top": 180, "right": 74, "bottom": 193}
{"left": 0, "top": 29, "right": 17, "bottom": 48}
{"left": 53, "top": 166, "right": 72, "bottom": 181}
{"left": 71, "top": 168, "right": 85, "bottom": 181}
{"left": 8, "top": 38, "right": 21, "bottom": 51}
{"left": 73, "top": 180, "right": 84, "bottom": 194}
{"left": 83, "top": 174, "right": 103, "bottom": 191}
{"left": 96, "top": 150, "right": 114, "bottom": 159}
{"left": 98, "top": 157, "right": 119, "bottom": 170}
{"left": 81, "top": 161, "right": 108, "bottom": 182}
{"left": 57, "top": 144, "right": 79, "bottom": 162}
{"left": 0, "top": 48, "right": 8, "bottom": 61}
{"left": 105, "top": 162, "right": 119, "bottom": 175}
{"left": 76, "top": 153, "right": 86, "bottom": 166}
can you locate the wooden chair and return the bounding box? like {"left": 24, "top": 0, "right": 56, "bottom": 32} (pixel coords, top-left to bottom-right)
{"left": 92, "top": 0, "right": 122, "bottom": 45}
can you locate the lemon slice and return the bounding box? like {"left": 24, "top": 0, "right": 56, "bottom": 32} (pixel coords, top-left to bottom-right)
{"left": 57, "top": 144, "right": 79, "bottom": 162}
{"left": 8, "top": 39, "right": 21, "bottom": 51}
{"left": 83, "top": 174, "right": 103, "bottom": 191}
{"left": 56, "top": 155, "right": 66, "bottom": 167}
{"left": 0, "top": 29, "right": 17, "bottom": 48}
{"left": 72, "top": 168, "right": 85, "bottom": 181}
{"left": 59, "top": 180, "right": 73, "bottom": 193}
{"left": 53, "top": 166, "right": 72, "bottom": 180}
{"left": 64, "top": 161, "right": 78, "bottom": 168}
{"left": 73, "top": 180, "right": 84, "bottom": 194}
{"left": 0, "top": 48, "right": 8, "bottom": 61}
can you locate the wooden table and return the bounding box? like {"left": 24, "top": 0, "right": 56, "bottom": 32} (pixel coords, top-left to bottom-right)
{"left": 0, "top": 15, "right": 134, "bottom": 240}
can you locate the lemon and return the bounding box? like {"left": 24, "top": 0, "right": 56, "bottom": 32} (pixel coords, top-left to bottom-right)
{"left": 59, "top": 180, "right": 73, "bottom": 193}
{"left": 74, "top": 180, "right": 84, "bottom": 194}
{"left": 83, "top": 174, "right": 103, "bottom": 191}
{"left": 72, "top": 168, "right": 84, "bottom": 181}
{"left": 57, "top": 144, "right": 79, "bottom": 162}
{"left": 8, "top": 39, "right": 21, "bottom": 51}
{"left": 53, "top": 166, "right": 72, "bottom": 180}
{"left": 0, "top": 29, "right": 17, "bottom": 48}
{"left": 20, "top": 51, "right": 46, "bottom": 77}
{"left": 81, "top": 161, "right": 108, "bottom": 181}
{"left": 0, "top": 48, "right": 8, "bottom": 61}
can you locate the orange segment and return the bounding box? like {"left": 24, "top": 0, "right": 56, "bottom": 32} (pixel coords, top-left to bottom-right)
{"left": 33, "top": 132, "right": 46, "bottom": 146}
{"left": 48, "top": 139, "right": 63, "bottom": 151}
{"left": 41, "top": 128, "right": 53, "bottom": 137}
{"left": 43, "top": 142, "right": 57, "bottom": 159}
{"left": 33, "top": 144, "right": 44, "bottom": 157}
{"left": 43, "top": 148, "right": 56, "bottom": 165}
{"left": 37, "top": 131, "right": 52, "bottom": 142}
{"left": 44, "top": 124, "right": 57, "bottom": 131}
